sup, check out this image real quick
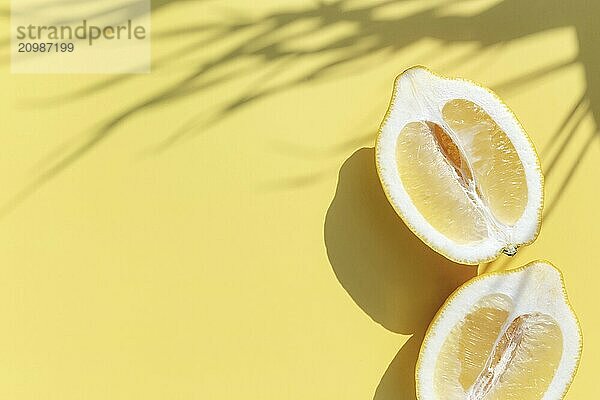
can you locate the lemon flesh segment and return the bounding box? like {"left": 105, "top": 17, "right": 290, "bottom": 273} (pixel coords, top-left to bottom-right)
{"left": 434, "top": 294, "right": 512, "bottom": 398}
{"left": 442, "top": 99, "right": 528, "bottom": 226}
{"left": 396, "top": 121, "right": 488, "bottom": 243}
{"left": 483, "top": 314, "right": 563, "bottom": 400}
{"left": 434, "top": 297, "right": 563, "bottom": 400}
{"left": 376, "top": 66, "right": 543, "bottom": 264}
{"left": 417, "top": 261, "right": 582, "bottom": 400}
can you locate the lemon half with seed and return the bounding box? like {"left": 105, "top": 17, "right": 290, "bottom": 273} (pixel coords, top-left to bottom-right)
{"left": 416, "top": 261, "right": 582, "bottom": 400}
{"left": 376, "top": 66, "right": 543, "bottom": 264}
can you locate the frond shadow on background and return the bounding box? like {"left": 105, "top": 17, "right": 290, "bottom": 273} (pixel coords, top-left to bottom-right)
{"left": 6, "top": 0, "right": 599, "bottom": 222}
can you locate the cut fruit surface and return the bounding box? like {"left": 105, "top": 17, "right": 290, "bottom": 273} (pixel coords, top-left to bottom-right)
{"left": 376, "top": 66, "right": 543, "bottom": 264}
{"left": 416, "top": 261, "right": 582, "bottom": 400}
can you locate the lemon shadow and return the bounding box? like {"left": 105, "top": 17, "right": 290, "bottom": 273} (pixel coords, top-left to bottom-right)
{"left": 372, "top": 334, "right": 423, "bottom": 400}
{"left": 324, "top": 148, "right": 477, "bottom": 399}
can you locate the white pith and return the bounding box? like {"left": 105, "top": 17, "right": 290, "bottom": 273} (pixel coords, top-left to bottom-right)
{"left": 416, "top": 261, "right": 582, "bottom": 400}
{"left": 376, "top": 67, "right": 543, "bottom": 264}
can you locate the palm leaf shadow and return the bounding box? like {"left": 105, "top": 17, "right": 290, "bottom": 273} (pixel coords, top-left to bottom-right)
{"left": 7, "top": 0, "right": 596, "bottom": 220}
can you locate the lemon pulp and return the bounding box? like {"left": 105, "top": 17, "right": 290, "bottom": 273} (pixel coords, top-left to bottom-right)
{"left": 395, "top": 99, "right": 528, "bottom": 244}
{"left": 443, "top": 99, "right": 528, "bottom": 226}
{"left": 395, "top": 121, "right": 488, "bottom": 243}
{"left": 434, "top": 294, "right": 563, "bottom": 400}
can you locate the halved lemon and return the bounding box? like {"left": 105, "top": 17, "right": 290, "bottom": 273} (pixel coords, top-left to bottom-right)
{"left": 416, "top": 261, "right": 582, "bottom": 400}
{"left": 376, "top": 66, "right": 543, "bottom": 264}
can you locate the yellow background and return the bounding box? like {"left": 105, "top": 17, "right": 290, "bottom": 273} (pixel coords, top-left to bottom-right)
{"left": 0, "top": 0, "right": 598, "bottom": 398}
